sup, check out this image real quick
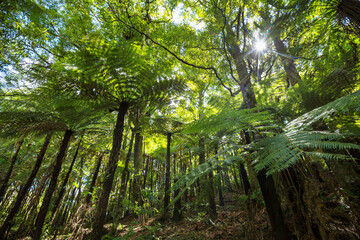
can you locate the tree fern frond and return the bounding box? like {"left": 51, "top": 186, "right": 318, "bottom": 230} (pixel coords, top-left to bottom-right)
{"left": 183, "top": 107, "right": 278, "bottom": 134}
{"left": 286, "top": 89, "right": 360, "bottom": 131}
{"left": 170, "top": 147, "right": 243, "bottom": 205}
{"left": 253, "top": 130, "right": 360, "bottom": 175}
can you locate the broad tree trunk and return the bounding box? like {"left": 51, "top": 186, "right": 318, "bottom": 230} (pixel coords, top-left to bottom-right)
{"left": 0, "top": 138, "right": 24, "bottom": 202}
{"left": 91, "top": 102, "right": 129, "bottom": 240}
{"left": 85, "top": 152, "right": 104, "bottom": 205}
{"left": 257, "top": 169, "right": 290, "bottom": 240}
{"left": 33, "top": 129, "right": 73, "bottom": 240}
{"left": 0, "top": 134, "right": 51, "bottom": 239}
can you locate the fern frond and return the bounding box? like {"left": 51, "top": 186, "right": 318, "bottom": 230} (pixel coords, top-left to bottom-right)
{"left": 253, "top": 130, "right": 360, "bottom": 175}
{"left": 286, "top": 89, "right": 360, "bottom": 131}
{"left": 170, "top": 146, "right": 243, "bottom": 205}
{"left": 183, "top": 107, "right": 279, "bottom": 135}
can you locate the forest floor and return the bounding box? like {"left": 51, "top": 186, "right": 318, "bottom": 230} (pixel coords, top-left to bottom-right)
{"left": 111, "top": 192, "right": 273, "bottom": 240}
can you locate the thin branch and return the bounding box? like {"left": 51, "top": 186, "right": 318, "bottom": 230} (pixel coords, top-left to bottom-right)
{"left": 105, "top": 1, "right": 236, "bottom": 97}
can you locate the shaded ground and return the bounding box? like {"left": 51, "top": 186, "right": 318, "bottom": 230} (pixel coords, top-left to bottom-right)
{"left": 113, "top": 193, "right": 273, "bottom": 240}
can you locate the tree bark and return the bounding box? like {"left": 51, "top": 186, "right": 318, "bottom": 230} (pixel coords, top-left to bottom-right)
{"left": 208, "top": 170, "right": 217, "bottom": 220}
{"left": 91, "top": 102, "right": 129, "bottom": 240}
{"left": 143, "top": 155, "right": 150, "bottom": 189}
{"left": 132, "top": 130, "right": 143, "bottom": 205}
{"left": 119, "top": 127, "right": 135, "bottom": 203}
{"left": 239, "top": 162, "right": 251, "bottom": 195}
{"left": 0, "top": 138, "right": 24, "bottom": 202}
{"left": 51, "top": 134, "right": 83, "bottom": 216}
{"left": 257, "top": 169, "right": 290, "bottom": 240}
{"left": 164, "top": 132, "right": 172, "bottom": 213}
{"left": 85, "top": 152, "right": 104, "bottom": 205}
{"left": 273, "top": 36, "right": 302, "bottom": 87}
{"left": 0, "top": 134, "right": 51, "bottom": 239}
{"left": 33, "top": 129, "right": 73, "bottom": 240}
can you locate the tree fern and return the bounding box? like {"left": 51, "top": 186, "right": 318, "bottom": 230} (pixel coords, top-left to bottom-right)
{"left": 253, "top": 89, "right": 360, "bottom": 175}
{"left": 183, "top": 107, "right": 280, "bottom": 135}
{"left": 253, "top": 130, "right": 360, "bottom": 175}
{"left": 170, "top": 146, "right": 243, "bottom": 205}
{"left": 286, "top": 89, "right": 360, "bottom": 131}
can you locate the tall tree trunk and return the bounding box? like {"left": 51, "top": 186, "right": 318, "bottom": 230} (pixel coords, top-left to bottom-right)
{"left": 51, "top": 133, "right": 83, "bottom": 216}
{"left": 199, "top": 136, "right": 217, "bottom": 217}
{"left": 208, "top": 170, "right": 217, "bottom": 220}
{"left": 0, "top": 134, "right": 51, "bottom": 239}
{"left": 143, "top": 155, "right": 150, "bottom": 189}
{"left": 172, "top": 153, "right": 183, "bottom": 221}
{"left": 163, "top": 132, "right": 172, "bottom": 215}
{"left": 33, "top": 129, "right": 73, "bottom": 240}
{"left": 217, "top": 168, "right": 225, "bottom": 206}
{"left": 273, "top": 36, "right": 302, "bottom": 87}
{"left": 257, "top": 169, "right": 290, "bottom": 240}
{"left": 91, "top": 102, "right": 129, "bottom": 240}
{"left": 227, "top": 29, "right": 290, "bottom": 238}
{"left": 0, "top": 138, "right": 24, "bottom": 202}
{"left": 239, "top": 162, "right": 251, "bottom": 195}
{"left": 119, "top": 127, "right": 135, "bottom": 203}
{"left": 85, "top": 153, "right": 103, "bottom": 205}
{"left": 132, "top": 129, "right": 143, "bottom": 205}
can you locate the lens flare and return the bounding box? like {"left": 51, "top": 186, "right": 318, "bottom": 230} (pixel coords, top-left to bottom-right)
{"left": 255, "top": 39, "right": 266, "bottom": 51}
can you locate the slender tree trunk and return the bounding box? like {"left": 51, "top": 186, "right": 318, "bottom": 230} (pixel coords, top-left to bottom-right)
{"left": 164, "top": 132, "right": 172, "bottom": 215}
{"left": 119, "top": 128, "right": 135, "bottom": 203}
{"left": 0, "top": 138, "right": 24, "bottom": 202}
{"left": 172, "top": 152, "right": 183, "bottom": 221}
{"left": 33, "top": 129, "right": 73, "bottom": 240}
{"left": 239, "top": 162, "right": 251, "bottom": 195}
{"left": 91, "top": 102, "right": 129, "bottom": 240}
{"left": 150, "top": 157, "right": 154, "bottom": 191}
{"left": 224, "top": 171, "right": 234, "bottom": 192}
{"left": 0, "top": 134, "right": 51, "bottom": 239}
{"left": 199, "top": 136, "right": 216, "bottom": 217}
{"left": 208, "top": 170, "right": 217, "bottom": 219}
{"left": 132, "top": 130, "right": 143, "bottom": 204}
{"left": 232, "top": 166, "right": 241, "bottom": 190}
{"left": 143, "top": 155, "right": 150, "bottom": 189}
{"left": 51, "top": 134, "right": 83, "bottom": 216}
{"left": 85, "top": 153, "right": 104, "bottom": 205}
{"left": 217, "top": 168, "right": 225, "bottom": 206}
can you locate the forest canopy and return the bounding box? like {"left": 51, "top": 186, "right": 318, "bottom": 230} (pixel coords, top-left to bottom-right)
{"left": 0, "top": 0, "right": 360, "bottom": 239}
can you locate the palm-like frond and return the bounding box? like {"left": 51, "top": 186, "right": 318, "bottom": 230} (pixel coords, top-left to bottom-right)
{"left": 183, "top": 107, "right": 280, "bottom": 135}
{"left": 286, "top": 89, "right": 360, "bottom": 130}
{"left": 253, "top": 130, "right": 360, "bottom": 175}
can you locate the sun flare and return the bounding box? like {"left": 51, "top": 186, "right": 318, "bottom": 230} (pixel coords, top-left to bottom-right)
{"left": 255, "top": 39, "right": 267, "bottom": 51}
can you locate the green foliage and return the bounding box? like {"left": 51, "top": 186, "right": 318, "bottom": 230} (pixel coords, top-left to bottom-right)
{"left": 253, "top": 89, "right": 360, "bottom": 175}
{"left": 253, "top": 130, "right": 360, "bottom": 175}
{"left": 183, "top": 107, "right": 280, "bottom": 135}
{"left": 286, "top": 89, "right": 360, "bottom": 131}
{"left": 170, "top": 148, "right": 243, "bottom": 204}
